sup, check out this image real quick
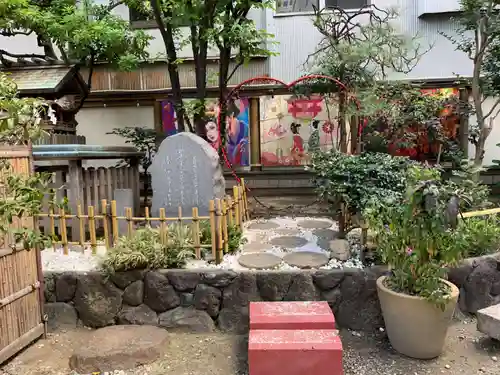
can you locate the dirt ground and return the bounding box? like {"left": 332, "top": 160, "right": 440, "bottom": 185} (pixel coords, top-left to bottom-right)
{"left": 1, "top": 316, "right": 499, "bottom": 375}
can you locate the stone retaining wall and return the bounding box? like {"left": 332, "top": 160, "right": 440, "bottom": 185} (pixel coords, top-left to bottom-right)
{"left": 43, "top": 253, "right": 500, "bottom": 333}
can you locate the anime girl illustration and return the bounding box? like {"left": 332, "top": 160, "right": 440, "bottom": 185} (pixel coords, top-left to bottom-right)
{"left": 205, "top": 119, "right": 220, "bottom": 150}
{"left": 226, "top": 100, "right": 249, "bottom": 166}
{"left": 290, "top": 122, "right": 305, "bottom": 165}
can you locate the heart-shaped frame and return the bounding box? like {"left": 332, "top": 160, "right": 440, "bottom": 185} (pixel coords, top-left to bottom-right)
{"left": 216, "top": 74, "right": 361, "bottom": 181}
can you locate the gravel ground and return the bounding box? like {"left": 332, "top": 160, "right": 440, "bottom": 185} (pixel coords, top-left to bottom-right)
{"left": 2, "top": 317, "right": 499, "bottom": 375}
{"left": 41, "top": 216, "right": 364, "bottom": 273}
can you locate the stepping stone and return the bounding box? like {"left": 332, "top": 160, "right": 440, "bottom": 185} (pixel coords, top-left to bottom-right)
{"left": 270, "top": 236, "right": 308, "bottom": 248}
{"left": 297, "top": 219, "right": 332, "bottom": 229}
{"left": 283, "top": 251, "right": 329, "bottom": 269}
{"left": 313, "top": 229, "right": 339, "bottom": 239}
{"left": 250, "top": 301, "right": 336, "bottom": 330}
{"left": 238, "top": 253, "right": 282, "bottom": 269}
{"left": 274, "top": 228, "right": 301, "bottom": 236}
{"left": 477, "top": 303, "right": 500, "bottom": 340}
{"left": 242, "top": 242, "right": 272, "bottom": 253}
{"left": 69, "top": 325, "right": 169, "bottom": 373}
{"left": 249, "top": 329, "right": 343, "bottom": 375}
{"left": 248, "top": 221, "right": 280, "bottom": 230}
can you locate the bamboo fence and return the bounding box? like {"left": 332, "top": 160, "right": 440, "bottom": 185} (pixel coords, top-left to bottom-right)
{"left": 36, "top": 179, "right": 250, "bottom": 264}
{"left": 39, "top": 164, "right": 141, "bottom": 240}
{"left": 0, "top": 145, "right": 45, "bottom": 365}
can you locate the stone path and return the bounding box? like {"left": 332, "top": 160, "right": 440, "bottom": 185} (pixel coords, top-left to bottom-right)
{"left": 232, "top": 217, "right": 349, "bottom": 270}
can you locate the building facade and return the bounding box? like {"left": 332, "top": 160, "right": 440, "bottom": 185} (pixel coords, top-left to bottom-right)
{"left": 3, "top": 0, "right": 499, "bottom": 167}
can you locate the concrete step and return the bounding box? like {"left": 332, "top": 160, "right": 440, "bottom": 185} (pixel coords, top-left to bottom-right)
{"left": 249, "top": 301, "right": 336, "bottom": 330}
{"left": 248, "top": 329, "right": 343, "bottom": 375}
{"left": 477, "top": 303, "right": 500, "bottom": 340}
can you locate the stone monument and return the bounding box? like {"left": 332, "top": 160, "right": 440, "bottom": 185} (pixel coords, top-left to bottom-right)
{"left": 150, "top": 132, "right": 226, "bottom": 218}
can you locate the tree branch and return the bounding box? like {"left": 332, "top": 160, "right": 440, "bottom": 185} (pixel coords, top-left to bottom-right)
{"left": 0, "top": 30, "right": 33, "bottom": 36}
{"left": 0, "top": 49, "right": 46, "bottom": 60}
{"left": 482, "top": 97, "right": 500, "bottom": 121}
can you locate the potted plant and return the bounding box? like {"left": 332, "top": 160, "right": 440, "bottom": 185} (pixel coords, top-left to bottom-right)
{"left": 366, "top": 166, "right": 464, "bottom": 359}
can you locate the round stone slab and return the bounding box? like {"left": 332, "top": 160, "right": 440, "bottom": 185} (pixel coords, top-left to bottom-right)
{"left": 312, "top": 229, "right": 339, "bottom": 239}
{"left": 69, "top": 325, "right": 169, "bottom": 373}
{"left": 283, "top": 251, "right": 329, "bottom": 269}
{"left": 274, "top": 228, "right": 301, "bottom": 236}
{"left": 270, "top": 236, "right": 308, "bottom": 248}
{"left": 242, "top": 242, "right": 272, "bottom": 253}
{"left": 238, "top": 253, "right": 282, "bottom": 269}
{"left": 247, "top": 221, "right": 280, "bottom": 230}
{"left": 297, "top": 219, "right": 332, "bottom": 229}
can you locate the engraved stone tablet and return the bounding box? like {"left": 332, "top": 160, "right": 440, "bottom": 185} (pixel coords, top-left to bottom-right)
{"left": 150, "top": 132, "right": 225, "bottom": 218}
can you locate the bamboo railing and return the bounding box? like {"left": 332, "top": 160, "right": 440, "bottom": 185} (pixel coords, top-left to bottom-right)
{"left": 36, "top": 179, "right": 250, "bottom": 264}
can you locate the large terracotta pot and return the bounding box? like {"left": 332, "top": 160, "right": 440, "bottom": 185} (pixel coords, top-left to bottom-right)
{"left": 376, "top": 276, "right": 459, "bottom": 359}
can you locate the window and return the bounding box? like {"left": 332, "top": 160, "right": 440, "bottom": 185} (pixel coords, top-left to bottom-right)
{"left": 324, "top": 0, "right": 368, "bottom": 9}
{"left": 276, "top": 0, "right": 319, "bottom": 14}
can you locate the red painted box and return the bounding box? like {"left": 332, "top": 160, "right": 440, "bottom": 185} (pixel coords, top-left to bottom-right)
{"left": 249, "top": 301, "right": 336, "bottom": 330}
{"left": 248, "top": 329, "right": 343, "bottom": 375}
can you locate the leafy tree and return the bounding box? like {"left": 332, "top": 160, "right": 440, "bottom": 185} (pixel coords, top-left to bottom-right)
{"left": 301, "top": 5, "right": 427, "bottom": 153}
{"left": 443, "top": 0, "right": 500, "bottom": 166}
{"left": 126, "top": 0, "right": 274, "bottom": 137}
{"left": 0, "top": 72, "right": 64, "bottom": 250}
{"left": 0, "top": 0, "right": 151, "bottom": 110}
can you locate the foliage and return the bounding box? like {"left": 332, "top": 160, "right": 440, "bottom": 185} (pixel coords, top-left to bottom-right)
{"left": 356, "top": 82, "right": 469, "bottom": 164}
{"left": 0, "top": 73, "right": 64, "bottom": 250}
{"left": 125, "top": 0, "right": 275, "bottom": 135}
{"left": 0, "top": 73, "right": 45, "bottom": 144}
{"left": 365, "top": 166, "right": 468, "bottom": 308}
{"left": 449, "top": 215, "right": 500, "bottom": 258}
{"left": 442, "top": 0, "right": 500, "bottom": 165}
{"left": 199, "top": 219, "right": 246, "bottom": 254}
{"left": 100, "top": 225, "right": 196, "bottom": 273}
{"left": 0, "top": 0, "right": 151, "bottom": 109}
{"left": 107, "top": 127, "right": 157, "bottom": 172}
{"left": 310, "top": 151, "right": 417, "bottom": 216}
{"left": 366, "top": 162, "right": 495, "bottom": 308}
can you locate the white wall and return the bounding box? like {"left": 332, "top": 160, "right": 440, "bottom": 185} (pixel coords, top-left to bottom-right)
{"left": 76, "top": 105, "right": 154, "bottom": 167}
{"left": 0, "top": 1, "right": 265, "bottom": 61}
{"left": 471, "top": 97, "right": 500, "bottom": 167}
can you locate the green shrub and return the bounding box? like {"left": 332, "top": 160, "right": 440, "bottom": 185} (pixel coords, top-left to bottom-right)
{"left": 100, "top": 225, "right": 195, "bottom": 274}
{"left": 450, "top": 216, "right": 500, "bottom": 258}
{"left": 199, "top": 220, "right": 246, "bottom": 254}
{"left": 310, "top": 150, "right": 418, "bottom": 216}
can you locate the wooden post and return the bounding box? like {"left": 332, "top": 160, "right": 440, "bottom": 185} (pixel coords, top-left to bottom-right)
{"left": 88, "top": 205, "right": 97, "bottom": 254}
{"left": 249, "top": 97, "right": 262, "bottom": 171}
{"left": 241, "top": 178, "right": 250, "bottom": 221}
{"left": 101, "top": 199, "right": 111, "bottom": 249}
{"left": 192, "top": 207, "right": 201, "bottom": 259}
{"left": 233, "top": 185, "right": 240, "bottom": 228}
{"left": 209, "top": 200, "right": 217, "bottom": 261}
{"left": 221, "top": 199, "right": 229, "bottom": 254}
{"left": 67, "top": 160, "right": 83, "bottom": 242}
{"left": 215, "top": 199, "right": 224, "bottom": 263}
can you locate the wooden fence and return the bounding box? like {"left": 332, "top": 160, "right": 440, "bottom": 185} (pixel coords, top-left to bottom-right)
{"left": 0, "top": 145, "right": 45, "bottom": 365}
{"left": 32, "top": 133, "right": 86, "bottom": 145}
{"left": 39, "top": 165, "right": 140, "bottom": 241}
{"left": 36, "top": 181, "right": 250, "bottom": 264}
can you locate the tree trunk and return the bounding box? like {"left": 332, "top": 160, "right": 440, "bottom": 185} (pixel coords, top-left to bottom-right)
{"left": 150, "top": 0, "right": 186, "bottom": 132}
{"left": 338, "top": 91, "right": 348, "bottom": 153}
